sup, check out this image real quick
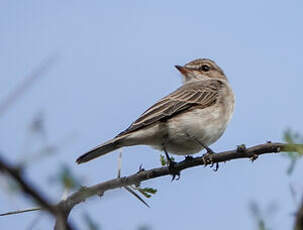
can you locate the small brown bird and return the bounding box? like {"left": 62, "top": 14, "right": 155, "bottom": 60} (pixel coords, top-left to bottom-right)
{"left": 76, "top": 58, "right": 235, "bottom": 164}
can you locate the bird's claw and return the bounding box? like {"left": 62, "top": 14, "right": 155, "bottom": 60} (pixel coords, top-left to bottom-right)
{"left": 137, "top": 164, "right": 145, "bottom": 173}
{"left": 202, "top": 150, "right": 219, "bottom": 172}
{"left": 202, "top": 153, "right": 213, "bottom": 166}
{"left": 185, "top": 155, "right": 194, "bottom": 161}
{"left": 167, "top": 160, "right": 180, "bottom": 181}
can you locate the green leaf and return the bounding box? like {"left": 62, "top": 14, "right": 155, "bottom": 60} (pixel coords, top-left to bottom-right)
{"left": 49, "top": 164, "right": 81, "bottom": 190}
{"left": 282, "top": 129, "right": 303, "bottom": 175}
{"left": 160, "top": 154, "right": 175, "bottom": 166}
{"left": 138, "top": 187, "right": 157, "bottom": 198}
{"left": 160, "top": 154, "right": 166, "bottom": 166}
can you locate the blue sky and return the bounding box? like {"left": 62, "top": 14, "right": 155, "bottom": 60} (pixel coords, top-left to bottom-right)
{"left": 0, "top": 0, "right": 303, "bottom": 229}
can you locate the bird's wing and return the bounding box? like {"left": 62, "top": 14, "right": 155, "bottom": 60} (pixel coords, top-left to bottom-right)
{"left": 116, "top": 79, "right": 223, "bottom": 137}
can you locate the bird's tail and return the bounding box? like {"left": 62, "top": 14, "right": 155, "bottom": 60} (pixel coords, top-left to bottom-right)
{"left": 76, "top": 137, "right": 124, "bottom": 164}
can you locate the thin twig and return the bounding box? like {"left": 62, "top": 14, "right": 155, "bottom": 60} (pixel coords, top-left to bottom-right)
{"left": 0, "top": 207, "right": 41, "bottom": 216}
{"left": 116, "top": 151, "right": 150, "bottom": 207}
{"left": 123, "top": 186, "right": 150, "bottom": 208}
{"left": 117, "top": 151, "right": 122, "bottom": 179}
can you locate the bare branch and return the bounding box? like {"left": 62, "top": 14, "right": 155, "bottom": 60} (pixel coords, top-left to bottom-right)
{"left": 295, "top": 198, "right": 303, "bottom": 230}
{"left": 0, "top": 155, "right": 74, "bottom": 230}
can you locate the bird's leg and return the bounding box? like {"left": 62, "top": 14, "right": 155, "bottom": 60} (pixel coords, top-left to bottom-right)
{"left": 199, "top": 144, "right": 218, "bottom": 171}
{"left": 184, "top": 155, "right": 194, "bottom": 161}
{"left": 199, "top": 144, "right": 219, "bottom": 171}
{"left": 163, "top": 148, "right": 174, "bottom": 165}
{"left": 163, "top": 147, "right": 180, "bottom": 181}
{"left": 185, "top": 133, "right": 219, "bottom": 171}
{"left": 201, "top": 144, "right": 215, "bottom": 155}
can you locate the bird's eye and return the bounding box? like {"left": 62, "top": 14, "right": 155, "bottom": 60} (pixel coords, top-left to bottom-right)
{"left": 200, "top": 65, "right": 210, "bottom": 72}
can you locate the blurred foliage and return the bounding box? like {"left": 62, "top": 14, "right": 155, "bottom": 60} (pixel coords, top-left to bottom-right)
{"left": 82, "top": 212, "right": 101, "bottom": 230}
{"left": 283, "top": 129, "right": 303, "bottom": 175}
{"left": 249, "top": 200, "right": 278, "bottom": 230}
{"left": 49, "top": 164, "right": 81, "bottom": 190}
{"left": 160, "top": 154, "right": 166, "bottom": 166}
{"left": 137, "top": 224, "right": 152, "bottom": 230}
{"left": 0, "top": 174, "right": 21, "bottom": 195}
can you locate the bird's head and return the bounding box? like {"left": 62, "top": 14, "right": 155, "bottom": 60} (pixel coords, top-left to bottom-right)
{"left": 175, "top": 58, "right": 227, "bottom": 83}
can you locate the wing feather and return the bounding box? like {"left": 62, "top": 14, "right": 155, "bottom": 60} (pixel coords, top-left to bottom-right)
{"left": 116, "top": 80, "right": 223, "bottom": 137}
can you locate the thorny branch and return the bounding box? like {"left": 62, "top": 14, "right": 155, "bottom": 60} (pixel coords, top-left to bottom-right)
{"left": 1, "top": 142, "right": 303, "bottom": 229}
{"left": 55, "top": 142, "right": 301, "bottom": 227}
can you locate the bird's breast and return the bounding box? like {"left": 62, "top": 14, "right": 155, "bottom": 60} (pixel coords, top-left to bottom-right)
{"left": 165, "top": 95, "right": 234, "bottom": 155}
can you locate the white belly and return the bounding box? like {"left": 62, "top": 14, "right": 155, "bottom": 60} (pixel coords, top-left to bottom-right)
{"left": 162, "top": 103, "right": 233, "bottom": 155}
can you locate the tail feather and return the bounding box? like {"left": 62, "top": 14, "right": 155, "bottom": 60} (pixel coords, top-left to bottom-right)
{"left": 76, "top": 138, "right": 122, "bottom": 164}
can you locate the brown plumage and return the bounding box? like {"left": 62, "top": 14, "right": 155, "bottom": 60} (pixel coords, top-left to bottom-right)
{"left": 76, "top": 58, "right": 234, "bottom": 164}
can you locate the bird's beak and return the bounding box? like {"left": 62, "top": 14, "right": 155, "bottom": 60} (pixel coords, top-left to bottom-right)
{"left": 175, "top": 65, "right": 190, "bottom": 76}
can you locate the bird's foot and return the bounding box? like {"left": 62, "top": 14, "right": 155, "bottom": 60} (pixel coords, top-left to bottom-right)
{"left": 204, "top": 145, "right": 215, "bottom": 155}
{"left": 164, "top": 151, "right": 180, "bottom": 181}
{"left": 184, "top": 155, "right": 194, "bottom": 161}
{"left": 167, "top": 159, "right": 180, "bottom": 181}
{"left": 201, "top": 147, "right": 219, "bottom": 172}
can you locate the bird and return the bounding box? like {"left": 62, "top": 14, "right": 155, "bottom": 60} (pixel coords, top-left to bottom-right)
{"left": 76, "top": 58, "right": 235, "bottom": 165}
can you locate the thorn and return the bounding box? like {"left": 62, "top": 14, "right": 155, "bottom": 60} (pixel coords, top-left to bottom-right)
{"left": 117, "top": 152, "right": 122, "bottom": 178}
{"left": 120, "top": 176, "right": 127, "bottom": 185}
{"left": 97, "top": 191, "right": 104, "bottom": 198}
{"left": 250, "top": 154, "right": 258, "bottom": 162}
{"left": 124, "top": 186, "right": 150, "bottom": 208}
{"left": 213, "top": 162, "right": 219, "bottom": 172}
{"left": 137, "top": 164, "right": 145, "bottom": 173}
{"left": 171, "top": 172, "right": 180, "bottom": 182}
{"left": 185, "top": 155, "right": 194, "bottom": 161}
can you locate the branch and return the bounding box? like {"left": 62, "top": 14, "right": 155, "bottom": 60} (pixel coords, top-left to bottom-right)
{"left": 2, "top": 142, "right": 302, "bottom": 229}
{"left": 295, "top": 198, "right": 303, "bottom": 230}
{"left": 54, "top": 142, "right": 302, "bottom": 223}
{"left": 0, "top": 155, "right": 74, "bottom": 230}
{"left": 0, "top": 207, "right": 41, "bottom": 216}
